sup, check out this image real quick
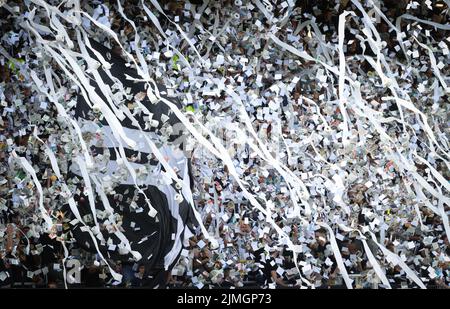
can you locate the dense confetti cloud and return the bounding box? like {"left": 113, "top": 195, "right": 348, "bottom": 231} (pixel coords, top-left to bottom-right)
{"left": 0, "top": 0, "right": 449, "bottom": 289}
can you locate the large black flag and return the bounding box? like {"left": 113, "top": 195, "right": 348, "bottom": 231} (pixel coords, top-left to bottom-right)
{"left": 64, "top": 40, "right": 197, "bottom": 288}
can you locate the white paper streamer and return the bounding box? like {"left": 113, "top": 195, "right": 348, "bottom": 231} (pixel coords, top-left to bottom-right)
{"left": 12, "top": 151, "right": 53, "bottom": 231}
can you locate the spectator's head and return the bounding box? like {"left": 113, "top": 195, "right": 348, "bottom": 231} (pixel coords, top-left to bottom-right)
{"left": 442, "top": 235, "right": 449, "bottom": 247}
{"left": 138, "top": 264, "right": 145, "bottom": 275}
{"left": 214, "top": 261, "right": 222, "bottom": 269}
{"left": 223, "top": 267, "right": 231, "bottom": 279}
{"left": 115, "top": 261, "right": 122, "bottom": 273}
